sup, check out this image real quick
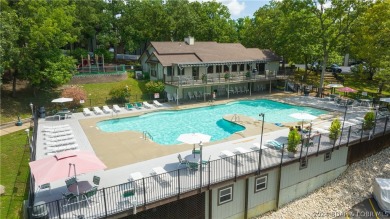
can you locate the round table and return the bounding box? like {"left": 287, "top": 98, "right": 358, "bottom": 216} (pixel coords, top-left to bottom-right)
{"left": 184, "top": 154, "right": 200, "bottom": 163}
{"left": 68, "top": 181, "right": 92, "bottom": 195}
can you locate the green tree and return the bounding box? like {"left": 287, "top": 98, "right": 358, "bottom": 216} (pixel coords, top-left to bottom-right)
{"left": 349, "top": 0, "right": 390, "bottom": 80}
{"left": 7, "top": 0, "right": 78, "bottom": 95}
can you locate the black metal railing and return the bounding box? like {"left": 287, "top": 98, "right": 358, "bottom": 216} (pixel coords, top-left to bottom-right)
{"left": 27, "top": 116, "right": 390, "bottom": 219}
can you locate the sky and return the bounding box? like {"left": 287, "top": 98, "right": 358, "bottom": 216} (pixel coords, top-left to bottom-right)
{"left": 219, "top": 0, "right": 271, "bottom": 19}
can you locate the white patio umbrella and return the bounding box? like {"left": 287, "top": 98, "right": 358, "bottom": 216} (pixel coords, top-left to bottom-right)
{"left": 177, "top": 133, "right": 211, "bottom": 145}
{"left": 51, "top": 97, "right": 73, "bottom": 103}
{"left": 289, "top": 112, "right": 318, "bottom": 129}
{"left": 177, "top": 133, "right": 211, "bottom": 155}
{"left": 326, "top": 84, "right": 343, "bottom": 94}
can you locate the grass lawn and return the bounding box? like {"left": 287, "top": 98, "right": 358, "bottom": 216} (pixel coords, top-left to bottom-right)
{"left": 0, "top": 130, "right": 31, "bottom": 219}
{"left": 0, "top": 73, "right": 147, "bottom": 124}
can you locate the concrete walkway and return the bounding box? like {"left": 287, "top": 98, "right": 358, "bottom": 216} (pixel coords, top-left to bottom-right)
{"left": 0, "top": 122, "right": 31, "bottom": 136}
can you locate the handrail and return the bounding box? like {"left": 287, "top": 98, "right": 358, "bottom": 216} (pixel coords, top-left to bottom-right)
{"left": 143, "top": 131, "right": 153, "bottom": 140}
{"left": 231, "top": 114, "right": 240, "bottom": 122}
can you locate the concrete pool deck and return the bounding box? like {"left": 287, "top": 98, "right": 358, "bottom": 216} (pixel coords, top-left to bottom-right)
{"left": 78, "top": 94, "right": 296, "bottom": 169}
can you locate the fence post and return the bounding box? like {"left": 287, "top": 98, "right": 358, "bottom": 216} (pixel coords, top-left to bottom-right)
{"left": 208, "top": 161, "right": 211, "bottom": 189}
{"left": 360, "top": 122, "right": 364, "bottom": 142}
{"left": 177, "top": 169, "right": 180, "bottom": 198}
{"left": 279, "top": 144, "right": 285, "bottom": 168}
{"left": 103, "top": 188, "right": 108, "bottom": 217}
{"left": 299, "top": 140, "right": 304, "bottom": 161}
{"left": 56, "top": 200, "right": 62, "bottom": 219}
{"left": 316, "top": 134, "right": 322, "bottom": 156}
{"left": 383, "top": 117, "right": 389, "bottom": 136}
{"left": 346, "top": 126, "right": 352, "bottom": 147}
{"left": 142, "top": 178, "right": 147, "bottom": 207}
{"left": 234, "top": 154, "right": 238, "bottom": 182}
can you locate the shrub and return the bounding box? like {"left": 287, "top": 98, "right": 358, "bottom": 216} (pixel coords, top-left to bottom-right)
{"left": 363, "top": 111, "right": 375, "bottom": 130}
{"left": 109, "top": 86, "right": 130, "bottom": 102}
{"left": 329, "top": 118, "right": 341, "bottom": 140}
{"left": 70, "top": 48, "right": 89, "bottom": 62}
{"left": 287, "top": 128, "right": 301, "bottom": 153}
{"left": 61, "top": 86, "right": 87, "bottom": 108}
{"left": 145, "top": 81, "right": 165, "bottom": 93}
{"left": 95, "top": 48, "right": 114, "bottom": 63}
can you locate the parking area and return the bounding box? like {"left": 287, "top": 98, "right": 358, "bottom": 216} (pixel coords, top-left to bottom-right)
{"left": 335, "top": 197, "right": 388, "bottom": 218}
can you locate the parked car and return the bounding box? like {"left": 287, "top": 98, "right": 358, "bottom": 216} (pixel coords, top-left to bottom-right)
{"left": 309, "top": 62, "right": 322, "bottom": 71}
{"left": 326, "top": 64, "right": 342, "bottom": 73}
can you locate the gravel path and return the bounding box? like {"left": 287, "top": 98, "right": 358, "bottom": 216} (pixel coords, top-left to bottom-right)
{"left": 258, "top": 147, "right": 390, "bottom": 219}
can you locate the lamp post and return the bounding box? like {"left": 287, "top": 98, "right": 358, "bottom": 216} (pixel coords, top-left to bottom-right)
{"left": 339, "top": 105, "right": 348, "bottom": 146}
{"left": 257, "top": 113, "right": 265, "bottom": 175}
{"left": 30, "top": 103, "right": 34, "bottom": 119}
{"left": 199, "top": 141, "right": 203, "bottom": 189}
{"left": 25, "top": 128, "right": 30, "bottom": 146}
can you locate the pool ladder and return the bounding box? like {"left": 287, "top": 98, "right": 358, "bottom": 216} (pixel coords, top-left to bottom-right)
{"left": 143, "top": 131, "right": 153, "bottom": 141}
{"left": 231, "top": 114, "right": 240, "bottom": 122}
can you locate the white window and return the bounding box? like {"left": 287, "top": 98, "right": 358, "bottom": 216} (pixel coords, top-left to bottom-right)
{"left": 255, "top": 175, "right": 268, "bottom": 192}
{"left": 218, "top": 185, "right": 233, "bottom": 205}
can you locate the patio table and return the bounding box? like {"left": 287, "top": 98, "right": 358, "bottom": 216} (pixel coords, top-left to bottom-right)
{"left": 184, "top": 154, "right": 200, "bottom": 163}
{"left": 68, "top": 181, "right": 92, "bottom": 195}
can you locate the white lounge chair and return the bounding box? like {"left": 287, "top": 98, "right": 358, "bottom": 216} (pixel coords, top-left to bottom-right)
{"left": 44, "top": 134, "right": 75, "bottom": 142}
{"left": 44, "top": 130, "right": 73, "bottom": 138}
{"left": 167, "top": 93, "right": 174, "bottom": 102}
{"left": 143, "top": 101, "right": 153, "bottom": 109}
{"left": 45, "top": 139, "right": 76, "bottom": 147}
{"left": 103, "top": 105, "right": 113, "bottom": 114}
{"left": 188, "top": 92, "right": 194, "bottom": 100}
{"left": 42, "top": 126, "right": 71, "bottom": 133}
{"left": 46, "top": 144, "right": 78, "bottom": 154}
{"left": 113, "top": 104, "right": 121, "bottom": 112}
{"left": 83, "top": 108, "right": 92, "bottom": 116}
{"left": 93, "top": 107, "right": 103, "bottom": 115}
{"left": 153, "top": 100, "right": 163, "bottom": 107}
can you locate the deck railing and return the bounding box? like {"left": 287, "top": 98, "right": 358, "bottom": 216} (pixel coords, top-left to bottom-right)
{"left": 27, "top": 116, "right": 390, "bottom": 219}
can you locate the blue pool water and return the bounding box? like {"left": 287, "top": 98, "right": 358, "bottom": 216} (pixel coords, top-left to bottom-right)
{"left": 97, "top": 99, "right": 327, "bottom": 145}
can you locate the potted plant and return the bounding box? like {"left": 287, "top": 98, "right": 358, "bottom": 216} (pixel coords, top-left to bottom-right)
{"left": 245, "top": 71, "right": 251, "bottom": 79}
{"left": 328, "top": 118, "right": 341, "bottom": 145}
{"left": 287, "top": 127, "right": 301, "bottom": 158}
{"left": 363, "top": 111, "right": 375, "bottom": 133}
{"left": 224, "top": 73, "right": 230, "bottom": 81}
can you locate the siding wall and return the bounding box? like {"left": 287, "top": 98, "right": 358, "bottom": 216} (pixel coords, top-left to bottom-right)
{"left": 278, "top": 147, "right": 348, "bottom": 206}
{"left": 210, "top": 147, "right": 348, "bottom": 218}
{"left": 266, "top": 62, "right": 279, "bottom": 73}
{"left": 247, "top": 169, "right": 279, "bottom": 218}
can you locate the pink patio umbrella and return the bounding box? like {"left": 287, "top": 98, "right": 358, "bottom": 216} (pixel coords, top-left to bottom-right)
{"left": 29, "top": 150, "right": 107, "bottom": 186}
{"left": 337, "top": 87, "right": 357, "bottom": 97}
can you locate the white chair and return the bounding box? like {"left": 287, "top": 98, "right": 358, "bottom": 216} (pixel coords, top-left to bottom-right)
{"left": 153, "top": 100, "right": 163, "bottom": 107}
{"left": 36, "top": 183, "right": 51, "bottom": 197}
{"left": 177, "top": 154, "right": 188, "bottom": 168}
{"left": 167, "top": 93, "right": 174, "bottom": 102}
{"left": 142, "top": 101, "right": 153, "bottom": 109}
{"left": 113, "top": 104, "right": 121, "bottom": 112}
{"left": 93, "top": 106, "right": 103, "bottom": 115}
{"left": 188, "top": 92, "right": 194, "bottom": 100}
{"left": 117, "top": 188, "right": 138, "bottom": 210}
{"left": 83, "top": 108, "right": 92, "bottom": 116}
{"left": 103, "top": 105, "right": 113, "bottom": 114}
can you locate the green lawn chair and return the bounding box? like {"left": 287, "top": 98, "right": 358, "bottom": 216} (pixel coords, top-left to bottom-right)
{"left": 125, "top": 103, "right": 134, "bottom": 110}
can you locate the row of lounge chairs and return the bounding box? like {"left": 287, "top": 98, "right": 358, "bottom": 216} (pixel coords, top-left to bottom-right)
{"left": 125, "top": 101, "right": 163, "bottom": 110}
{"left": 41, "top": 125, "right": 78, "bottom": 155}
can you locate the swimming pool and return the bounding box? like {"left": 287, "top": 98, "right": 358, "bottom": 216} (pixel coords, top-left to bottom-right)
{"left": 97, "top": 99, "right": 327, "bottom": 145}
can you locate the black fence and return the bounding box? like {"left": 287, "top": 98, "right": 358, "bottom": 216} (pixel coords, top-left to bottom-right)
{"left": 27, "top": 115, "right": 390, "bottom": 219}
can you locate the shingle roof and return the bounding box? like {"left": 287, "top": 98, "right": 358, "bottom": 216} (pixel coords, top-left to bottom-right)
{"left": 149, "top": 41, "right": 279, "bottom": 66}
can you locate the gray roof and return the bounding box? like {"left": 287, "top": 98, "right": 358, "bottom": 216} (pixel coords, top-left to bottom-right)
{"left": 149, "top": 41, "right": 280, "bottom": 66}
